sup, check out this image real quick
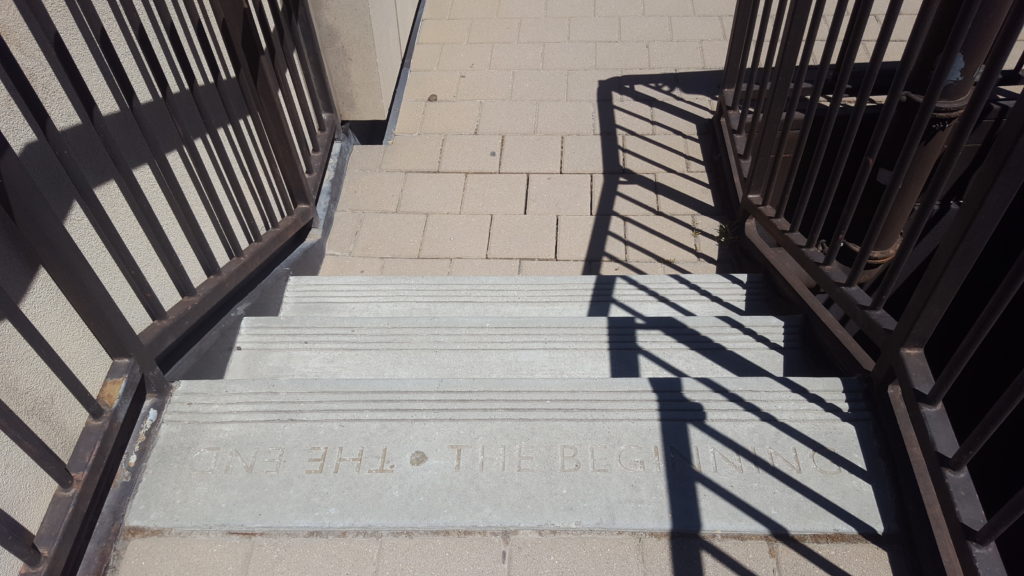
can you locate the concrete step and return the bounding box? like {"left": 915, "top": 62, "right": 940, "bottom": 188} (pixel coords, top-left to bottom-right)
{"left": 280, "top": 274, "right": 777, "bottom": 317}
{"left": 162, "top": 377, "right": 870, "bottom": 424}
{"left": 126, "top": 377, "right": 895, "bottom": 535}
{"left": 225, "top": 315, "right": 810, "bottom": 379}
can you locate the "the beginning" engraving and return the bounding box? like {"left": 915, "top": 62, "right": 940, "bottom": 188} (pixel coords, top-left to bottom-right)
{"left": 187, "top": 442, "right": 846, "bottom": 477}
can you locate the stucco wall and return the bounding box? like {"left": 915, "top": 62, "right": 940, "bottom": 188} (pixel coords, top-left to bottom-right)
{"left": 309, "top": 0, "right": 418, "bottom": 120}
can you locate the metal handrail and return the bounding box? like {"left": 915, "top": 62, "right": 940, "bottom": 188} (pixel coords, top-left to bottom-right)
{"left": 0, "top": 1, "right": 335, "bottom": 573}
{"left": 715, "top": 0, "right": 1024, "bottom": 574}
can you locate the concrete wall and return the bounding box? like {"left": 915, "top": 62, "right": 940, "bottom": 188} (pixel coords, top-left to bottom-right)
{"left": 0, "top": 0, "right": 309, "bottom": 572}
{"left": 309, "top": 0, "right": 419, "bottom": 120}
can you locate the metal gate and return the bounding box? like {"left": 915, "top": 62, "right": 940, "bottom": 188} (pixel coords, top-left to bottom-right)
{"left": 0, "top": 0, "right": 335, "bottom": 573}
{"left": 715, "top": 0, "right": 1024, "bottom": 574}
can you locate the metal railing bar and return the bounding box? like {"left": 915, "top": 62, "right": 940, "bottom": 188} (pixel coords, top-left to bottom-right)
{"left": 279, "top": 0, "right": 326, "bottom": 132}
{"left": 746, "top": 0, "right": 814, "bottom": 197}
{"left": 928, "top": 250, "right": 1024, "bottom": 405}
{"left": 0, "top": 509, "right": 42, "bottom": 567}
{"left": 878, "top": 204, "right": 957, "bottom": 298}
{"left": 894, "top": 98, "right": 1024, "bottom": 350}
{"left": 20, "top": 359, "right": 143, "bottom": 576}
{"left": 17, "top": 0, "right": 198, "bottom": 300}
{"left": 295, "top": 0, "right": 337, "bottom": 123}
{"left": 102, "top": 0, "right": 243, "bottom": 260}
{"left": 145, "top": 1, "right": 263, "bottom": 243}
{"left": 211, "top": 0, "right": 316, "bottom": 207}
{"left": 0, "top": 287, "right": 104, "bottom": 419}
{"left": 723, "top": 0, "right": 760, "bottom": 110}
{"left": 0, "top": 399, "right": 73, "bottom": 489}
{"left": 807, "top": 0, "right": 912, "bottom": 252}
{"left": 114, "top": 1, "right": 247, "bottom": 258}
{"left": 167, "top": 0, "right": 273, "bottom": 232}
{"left": 69, "top": 0, "right": 222, "bottom": 278}
{"left": 976, "top": 486, "right": 1024, "bottom": 546}
{"left": 743, "top": 199, "right": 897, "bottom": 345}
{"left": 742, "top": 0, "right": 790, "bottom": 162}
{"left": 0, "top": 39, "right": 167, "bottom": 321}
{"left": 0, "top": 135, "right": 169, "bottom": 394}
{"left": 277, "top": 1, "right": 322, "bottom": 139}
{"left": 843, "top": 0, "right": 983, "bottom": 285}
{"left": 260, "top": 0, "right": 320, "bottom": 154}
{"left": 170, "top": 0, "right": 279, "bottom": 231}
{"left": 138, "top": 205, "right": 313, "bottom": 357}
{"left": 134, "top": 1, "right": 258, "bottom": 247}
{"left": 738, "top": 0, "right": 777, "bottom": 135}
{"left": 0, "top": 393, "right": 74, "bottom": 487}
{"left": 819, "top": 0, "right": 939, "bottom": 264}
{"left": 891, "top": 350, "right": 980, "bottom": 575}
{"left": 947, "top": 367, "right": 1024, "bottom": 471}
{"left": 249, "top": 1, "right": 315, "bottom": 172}
{"left": 773, "top": 0, "right": 850, "bottom": 214}
{"left": 787, "top": 0, "right": 876, "bottom": 233}
{"left": 870, "top": 0, "right": 1024, "bottom": 309}
{"left": 190, "top": 0, "right": 295, "bottom": 219}
{"left": 761, "top": 0, "right": 826, "bottom": 207}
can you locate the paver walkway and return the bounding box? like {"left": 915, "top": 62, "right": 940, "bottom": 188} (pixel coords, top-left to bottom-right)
{"left": 321, "top": 0, "right": 741, "bottom": 277}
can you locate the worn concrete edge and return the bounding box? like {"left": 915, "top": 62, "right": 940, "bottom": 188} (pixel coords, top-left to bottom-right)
{"left": 164, "top": 130, "right": 354, "bottom": 382}
{"left": 382, "top": 0, "right": 426, "bottom": 144}
{"left": 115, "top": 526, "right": 897, "bottom": 546}
{"left": 78, "top": 395, "right": 167, "bottom": 576}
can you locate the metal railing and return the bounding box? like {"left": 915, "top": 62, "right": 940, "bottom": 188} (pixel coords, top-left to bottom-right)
{"left": 715, "top": 0, "right": 1024, "bottom": 574}
{"left": 0, "top": 0, "right": 335, "bottom": 573}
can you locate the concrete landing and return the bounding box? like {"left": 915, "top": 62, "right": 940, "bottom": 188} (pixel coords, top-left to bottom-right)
{"left": 281, "top": 274, "right": 777, "bottom": 317}
{"left": 125, "top": 378, "right": 893, "bottom": 536}
{"left": 225, "top": 316, "right": 809, "bottom": 379}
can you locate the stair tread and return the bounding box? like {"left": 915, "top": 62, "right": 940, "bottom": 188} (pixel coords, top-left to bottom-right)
{"left": 287, "top": 274, "right": 764, "bottom": 285}
{"left": 227, "top": 315, "right": 809, "bottom": 379}
{"left": 167, "top": 377, "right": 868, "bottom": 424}
{"left": 127, "top": 374, "right": 893, "bottom": 536}
{"left": 282, "top": 275, "right": 775, "bottom": 317}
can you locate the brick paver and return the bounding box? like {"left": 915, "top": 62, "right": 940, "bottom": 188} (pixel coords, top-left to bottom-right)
{"left": 320, "top": 0, "right": 756, "bottom": 277}
{"left": 112, "top": 533, "right": 909, "bottom": 576}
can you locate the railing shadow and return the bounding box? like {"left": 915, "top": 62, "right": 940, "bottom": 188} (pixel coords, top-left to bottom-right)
{"left": 590, "top": 71, "right": 908, "bottom": 575}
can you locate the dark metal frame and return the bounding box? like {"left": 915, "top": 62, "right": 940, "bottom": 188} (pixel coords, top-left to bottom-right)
{"left": 715, "top": 0, "right": 1024, "bottom": 574}
{"left": 0, "top": 1, "right": 335, "bottom": 573}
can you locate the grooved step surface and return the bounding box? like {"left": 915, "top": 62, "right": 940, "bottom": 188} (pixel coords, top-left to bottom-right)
{"left": 126, "top": 378, "right": 895, "bottom": 535}
{"left": 281, "top": 275, "right": 775, "bottom": 317}
{"left": 163, "top": 378, "right": 869, "bottom": 424}
{"left": 225, "top": 316, "right": 808, "bottom": 379}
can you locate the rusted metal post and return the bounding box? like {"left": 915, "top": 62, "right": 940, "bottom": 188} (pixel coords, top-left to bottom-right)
{"left": 850, "top": 0, "right": 1014, "bottom": 273}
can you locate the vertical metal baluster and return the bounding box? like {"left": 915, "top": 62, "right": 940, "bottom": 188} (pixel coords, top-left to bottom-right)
{"left": 721, "top": 0, "right": 760, "bottom": 111}
{"left": 0, "top": 37, "right": 167, "bottom": 321}
{"left": 845, "top": 1, "right": 986, "bottom": 285}
{"left": 68, "top": 0, "right": 222, "bottom": 277}
{"left": 746, "top": 0, "right": 814, "bottom": 199}
{"left": 871, "top": 0, "right": 1024, "bottom": 309}
{"left": 787, "top": 0, "right": 876, "bottom": 233}
{"left": 974, "top": 486, "right": 1024, "bottom": 546}
{"left": 742, "top": 0, "right": 789, "bottom": 163}
{"left": 0, "top": 400, "right": 74, "bottom": 489}
{"left": 806, "top": 0, "right": 913, "bottom": 252}
{"left": 0, "top": 287, "right": 104, "bottom": 418}
{"left": 774, "top": 0, "right": 850, "bottom": 217}
{"left": 761, "top": 0, "right": 828, "bottom": 209}
{"left": 0, "top": 510, "right": 42, "bottom": 567}
{"left": 947, "top": 367, "right": 1024, "bottom": 471}
{"left": 927, "top": 251, "right": 1024, "bottom": 405}
{"left": 737, "top": 0, "right": 777, "bottom": 138}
